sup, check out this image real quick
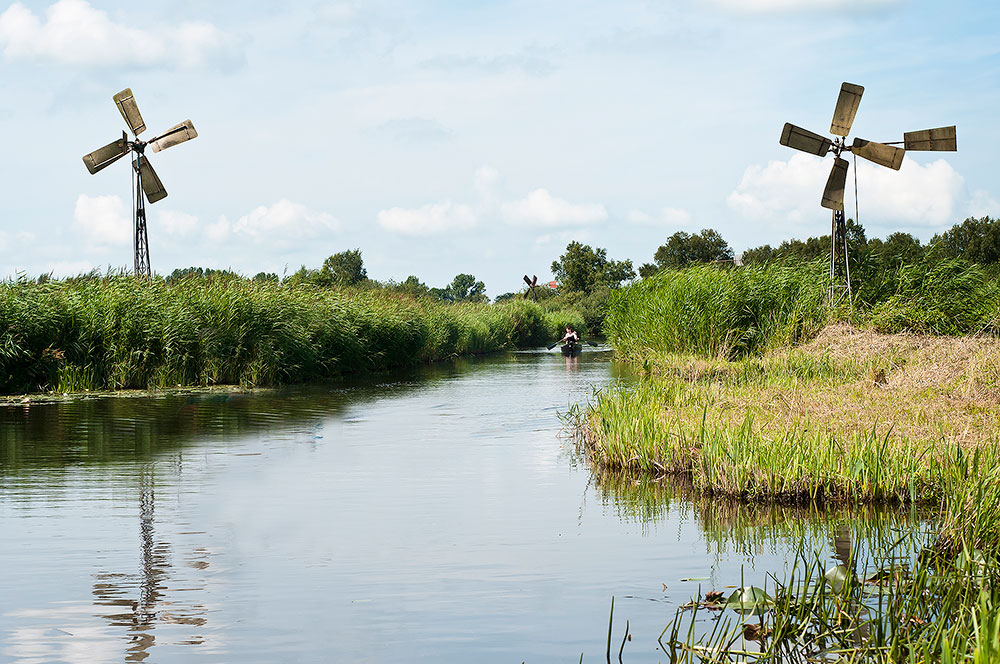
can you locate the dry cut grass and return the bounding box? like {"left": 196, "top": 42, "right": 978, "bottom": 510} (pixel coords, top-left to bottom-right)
{"left": 637, "top": 323, "right": 1000, "bottom": 449}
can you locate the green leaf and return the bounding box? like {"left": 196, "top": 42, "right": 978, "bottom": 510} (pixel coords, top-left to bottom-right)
{"left": 725, "top": 586, "right": 773, "bottom": 615}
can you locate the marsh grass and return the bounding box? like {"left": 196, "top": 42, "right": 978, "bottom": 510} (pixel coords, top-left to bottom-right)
{"left": 604, "top": 260, "right": 830, "bottom": 360}
{"left": 0, "top": 275, "right": 553, "bottom": 394}
{"left": 588, "top": 259, "right": 1000, "bottom": 661}
{"left": 579, "top": 324, "right": 1000, "bottom": 503}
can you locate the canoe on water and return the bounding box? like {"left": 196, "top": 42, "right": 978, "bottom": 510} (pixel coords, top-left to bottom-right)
{"left": 561, "top": 342, "right": 582, "bottom": 357}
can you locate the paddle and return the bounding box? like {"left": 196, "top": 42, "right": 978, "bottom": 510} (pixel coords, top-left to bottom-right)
{"left": 547, "top": 339, "right": 599, "bottom": 350}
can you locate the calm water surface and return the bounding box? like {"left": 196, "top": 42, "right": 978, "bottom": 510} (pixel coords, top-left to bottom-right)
{"left": 0, "top": 350, "right": 922, "bottom": 662}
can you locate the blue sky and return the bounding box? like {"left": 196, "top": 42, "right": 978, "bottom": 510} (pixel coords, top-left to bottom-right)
{"left": 0, "top": 0, "right": 996, "bottom": 295}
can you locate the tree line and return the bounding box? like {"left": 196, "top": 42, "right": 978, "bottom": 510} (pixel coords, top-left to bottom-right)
{"left": 163, "top": 215, "right": 998, "bottom": 325}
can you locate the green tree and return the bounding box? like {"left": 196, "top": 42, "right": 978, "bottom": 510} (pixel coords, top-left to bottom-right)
{"left": 446, "top": 273, "right": 487, "bottom": 302}
{"left": 930, "top": 217, "right": 1000, "bottom": 264}
{"left": 321, "top": 249, "right": 368, "bottom": 286}
{"left": 550, "top": 241, "right": 635, "bottom": 293}
{"left": 647, "top": 228, "right": 734, "bottom": 273}
{"left": 867, "top": 232, "right": 924, "bottom": 268}
{"left": 741, "top": 219, "right": 867, "bottom": 266}
{"left": 396, "top": 275, "right": 429, "bottom": 298}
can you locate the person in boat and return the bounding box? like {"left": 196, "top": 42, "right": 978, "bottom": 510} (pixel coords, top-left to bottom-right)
{"left": 561, "top": 325, "right": 580, "bottom": 349}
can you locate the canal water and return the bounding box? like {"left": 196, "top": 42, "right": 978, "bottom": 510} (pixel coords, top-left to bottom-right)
{"left": 0, "top": 349, "right": 922, "bottom": 662}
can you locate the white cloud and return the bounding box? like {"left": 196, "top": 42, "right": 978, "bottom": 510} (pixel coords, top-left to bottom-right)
{"left": 0, "top": 0, "right": 243, "bottom": 70}
{"left": 377, "top": 201, "right": 476, "bottom": 236}
{"left": 156, "top": 209, "right": 199, "bottom": 237}
{"left": 501, "top": 189, "right": 607, "bottom": 227}
{"left": 969, "top": 189, "right": 1000, "bottom": 218}
{"left": 705, "top": 0, "right": 901, "bottom": 13}
{"left": 213, "top": 199, "right": 339, "bottom": 247}
{"left": 73, "top": 194, "right": 130, "bottom": 248}
{"left": 626, "top": 207, "right": 691, "bottom": 226}
{"left": 727, "top": 154, "right": 965, "bottom": 228}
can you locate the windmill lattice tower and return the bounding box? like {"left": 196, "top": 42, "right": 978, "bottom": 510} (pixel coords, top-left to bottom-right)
{"left": 779, "top": 82, "right": 956, "bottom": 302}
{"left": 82, "top": 89, "right": 198, "bottom": 278}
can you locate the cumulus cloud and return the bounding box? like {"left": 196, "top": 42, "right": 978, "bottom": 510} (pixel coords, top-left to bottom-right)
{"left": 156, "top": 209, "right": 199, "bottom": 237}
{"left": 377, "top": 201, "right": 476, "bottom": 236}
{"left": 626, "top": 207, "right": 691, "bottom": 227}
{"left": 706, "top": 0, "right": 901, "bottom": 13}
{"left": 0, "top": 0, "right": 244, "bottom": 70}
{"left": 727, "top": 154, "right": 965, "bottom": 227}
{"left": 73, "top": 194, "right": 130, "bottom": 248}
{"left": 375, "top": 169, "right": 607, "bottom": 236}
{"left": 212, "top": 199, "right": 339, "bottom": 248}
{"left": 501, "top": 189, "right": 607, "bottom": 227}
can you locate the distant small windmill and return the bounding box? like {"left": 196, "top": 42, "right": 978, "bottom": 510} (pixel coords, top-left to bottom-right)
{"left": 82, "top": 88, "right": 198, "bottom": 278}
{"left": 523, "top": 274, "right": 539, "bottom": 300}
{"left": 779, "top": 82, "right": 956, "bottom": 301}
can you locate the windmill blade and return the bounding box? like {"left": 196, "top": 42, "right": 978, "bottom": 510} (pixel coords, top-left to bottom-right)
{"left": 903, "top": 125, "right": 957, "bottom": 151}
{"left": 135, "top": 156, "right": 168, "bottom": 203}
{"left": 821, "top": 157, "right": 849, "bottom": 211}
{"left": 113, "top": 88, "right": 146, "bottom": 136}
{"left": 148, "top": 120, "right": 198, "bottom": 153}
{"left": 780, "top": 123, "right": 833, "bottom": 157}
{"left": 523, "top": 275, "right": 532, "bottom": 286}
{"left": 851, "top": 138, "right": 904, "bottom": 170}
{"left": 531, "top": 275, "right": 537, "bottom": 287}
{"left": 82, "top": 136, "right": 129, "bottom": 174}
{"left": 830, "top": 82, "right": 864, "bottom": 137}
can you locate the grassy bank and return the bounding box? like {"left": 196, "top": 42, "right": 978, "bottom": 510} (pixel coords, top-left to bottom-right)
{"left": 0, "top": 275, "right": 556, "bottom": 395}
{"left": 581, "top": 324, "right": 1000, "bottom": 504}
{"left": 587, "top": 259, "right": 1000, "bottom": 659}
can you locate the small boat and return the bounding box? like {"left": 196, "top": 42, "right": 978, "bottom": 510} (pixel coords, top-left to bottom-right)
{"left": 561, "top": 341, "right": 582, "bottom": 357}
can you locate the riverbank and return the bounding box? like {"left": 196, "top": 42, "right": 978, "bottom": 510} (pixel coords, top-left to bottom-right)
{"left": 583, "top": 315, "right": 1000, "bottom": 658}
{"left": 0, "top": 276, "right": 570, "bottom": 395}
{"left": 580, "top": 323, "right": 1000, "bottom": 503}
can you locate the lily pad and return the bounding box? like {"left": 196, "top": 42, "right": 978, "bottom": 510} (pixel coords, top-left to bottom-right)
{"left": 824, "top": 564, "right": 855, "bottom": 593}
{"left": 725, "top": 586, "right": 774, "bottom": 614}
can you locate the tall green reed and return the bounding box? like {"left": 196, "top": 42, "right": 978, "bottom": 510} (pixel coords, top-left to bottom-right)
{"left": 604, "top": 260, "right": 830, "bottom": 360}
{"left": 0, "top": 276, "right": 553, "bottom": 394}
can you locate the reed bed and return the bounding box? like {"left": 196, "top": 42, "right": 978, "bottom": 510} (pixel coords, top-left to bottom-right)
{"left": 0, "top": 275, "right": 552, "bottom": 394}
{"left": 588, "top": 259, "right": 1000, "bottom": 661}
{"left": 603, "top": 260, "right": 829, "bottom": 360}
{"left": 581, "top": 390, "right": 1000, "bottom": 505}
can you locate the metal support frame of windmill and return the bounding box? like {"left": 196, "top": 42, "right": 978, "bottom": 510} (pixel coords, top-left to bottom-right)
{"left": 779, "top": 82, "right": 957, "bottom": 303}
{"left": 82, "top": 89, "right": 198, "bottom": 279}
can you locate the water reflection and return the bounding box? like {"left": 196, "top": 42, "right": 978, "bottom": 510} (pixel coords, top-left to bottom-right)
{"left": 90, "top": 470, "right": 211, "bottom": 662}
{"left": 590, "top": 467, "right": 929, "bottom": 570}
{"left": 0, "top": 350, "right": 932, "bottom": 662}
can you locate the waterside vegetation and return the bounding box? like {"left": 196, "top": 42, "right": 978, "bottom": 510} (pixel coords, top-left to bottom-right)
{"left": 582, "top": 252, "right": 1000, "bottom": 661}
{"left": 0, "top": 275, "right": 557, "bottom": 395}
